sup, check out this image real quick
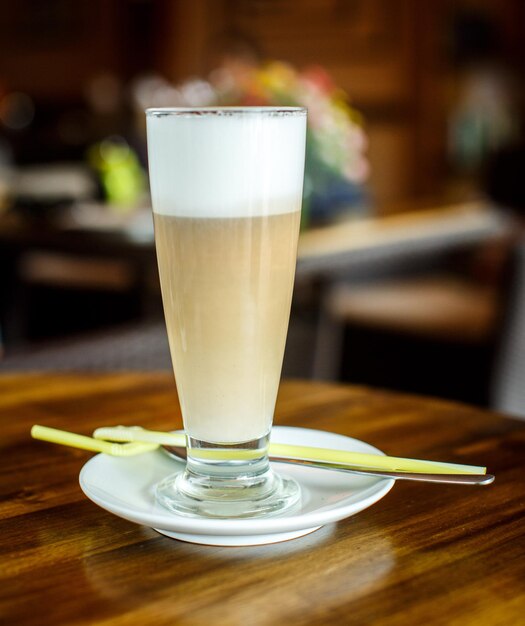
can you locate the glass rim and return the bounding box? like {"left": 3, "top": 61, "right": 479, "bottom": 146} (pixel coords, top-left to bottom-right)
{"left": 145, "top": 106, "right": 307, "bottom": 118}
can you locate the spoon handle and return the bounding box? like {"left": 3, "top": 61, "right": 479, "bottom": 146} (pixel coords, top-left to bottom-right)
{"left": 271, "top": 457, "right": 495, "bottom": 485}
{"left": 162, "top": 445, "right": 494, "bottom": 485}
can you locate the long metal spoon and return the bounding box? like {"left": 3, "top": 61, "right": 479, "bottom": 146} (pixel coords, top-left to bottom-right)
{"left": 162, "top": 445, "right": 495, "bottom": 486}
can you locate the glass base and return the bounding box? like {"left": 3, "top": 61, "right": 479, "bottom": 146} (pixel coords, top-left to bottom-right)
{"left": 155, "top": 433, "right": 301, "bottom": 519}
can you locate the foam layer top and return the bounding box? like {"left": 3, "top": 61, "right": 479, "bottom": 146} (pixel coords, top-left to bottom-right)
{"left": 146, "top": 108, "right": 306, "bottom": 218}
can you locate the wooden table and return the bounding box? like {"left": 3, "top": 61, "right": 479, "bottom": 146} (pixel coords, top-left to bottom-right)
{"left": 1, "top": 373, "right": 524, "bottom": 625}
{"left": 297, "top": 201, "right": 509, "bottom": 278}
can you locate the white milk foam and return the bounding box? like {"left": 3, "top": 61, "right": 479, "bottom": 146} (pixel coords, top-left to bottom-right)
{"left": 146, "top": 109, "right": 306, "bottom": 218}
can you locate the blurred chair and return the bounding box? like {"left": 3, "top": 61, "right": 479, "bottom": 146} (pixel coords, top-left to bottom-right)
{"left": 485, "top": 142, "right": 525, "bottom": 417}
{"left": 329, "top": 275, "right": 498, "bottom": 339}
{"left": 491, "top": 242, "right": 525, "bottom": 419}
{"left": 18, "top": 251, "right": 135, "bottom": 291}
{"left": 1, "top": 244, "right": 159, "bottom": 346}
{"left": 0, "top": 321, "right": 171, "bottom": 372}
{"left": 312, "top": 274, "right": 499, "bottom": 381}
{"left": 0, "top": 311, "right": 315, "bottom": 377}
{"left": 313, "top": 244, "right": 525, "bottom": 419}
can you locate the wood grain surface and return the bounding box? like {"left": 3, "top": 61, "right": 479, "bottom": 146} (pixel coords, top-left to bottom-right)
{"left": 1, "top": 373, "right": 524, "bottom": 626}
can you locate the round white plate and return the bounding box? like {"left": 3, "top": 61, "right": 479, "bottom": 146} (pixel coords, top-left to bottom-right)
{"left": 79, "top": 426, "right": 394, "bottom": 546}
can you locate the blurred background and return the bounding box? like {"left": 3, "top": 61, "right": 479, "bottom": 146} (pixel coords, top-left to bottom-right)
{"left": 0, "top": 0, "right": 524, "bottom": 416}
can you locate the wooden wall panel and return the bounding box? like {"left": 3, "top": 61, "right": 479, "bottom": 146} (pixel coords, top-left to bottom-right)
{"left": 0, "top": 0, "right": 124, "bottom": 100}
{"left": 226, "top": 0, "right": 415, "bottom": 107}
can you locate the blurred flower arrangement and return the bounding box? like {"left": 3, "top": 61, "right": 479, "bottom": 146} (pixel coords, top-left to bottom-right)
{"left": 132, "top": 61, "right": 369, "bottom": 226}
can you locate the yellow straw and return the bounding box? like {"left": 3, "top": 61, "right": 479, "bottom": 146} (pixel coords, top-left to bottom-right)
{"left": 31, "top": 424, "right": 487, "bottom": 475}
{"left": 31, "top": 425, "right": 158, "bottom": 457}
{"left": 94, "top": 426, "right": 186, "bottom": 447}
{"left": 92, "top": 426, "right": 486, "bottom": 475}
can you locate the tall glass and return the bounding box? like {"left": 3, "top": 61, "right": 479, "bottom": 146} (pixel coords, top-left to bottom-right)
{"left": 146, "top": 107, "right": 306, "bottom": 518}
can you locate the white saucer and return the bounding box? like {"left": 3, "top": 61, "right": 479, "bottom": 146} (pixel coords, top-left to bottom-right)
{"left": 79, "top": 426, "right": 394, "bottom": 546}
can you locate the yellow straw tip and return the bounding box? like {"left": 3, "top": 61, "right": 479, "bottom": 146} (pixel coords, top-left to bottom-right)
{"left": 31, "top": 425, "right": 42, "bottom": 438}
